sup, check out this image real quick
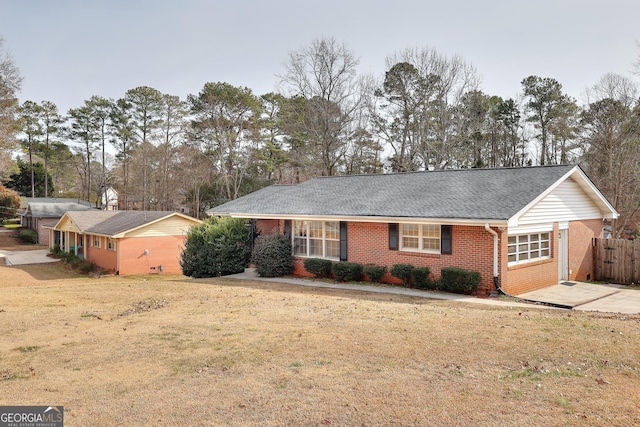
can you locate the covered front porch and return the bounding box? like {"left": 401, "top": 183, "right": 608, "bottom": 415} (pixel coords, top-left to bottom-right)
{"left": 47, "top": 226, "right": 86, "bottom": 258}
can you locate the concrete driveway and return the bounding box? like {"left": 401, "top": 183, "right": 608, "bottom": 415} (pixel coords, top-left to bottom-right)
{"left": 518, "top": 282, "right": 640, "bottom": 315}
{"left": 0, "top": 249, "right": 60, "bottom": 266}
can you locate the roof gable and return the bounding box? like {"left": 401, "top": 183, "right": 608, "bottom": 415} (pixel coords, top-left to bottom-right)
{"left": 209, "top": 165, "right": 616, "bottom": 224}
{"left": 54, "top": 211, "right": 201, "bottom": 237}
{"left": 509, "top": 166, "right": 618, "bottom": 227}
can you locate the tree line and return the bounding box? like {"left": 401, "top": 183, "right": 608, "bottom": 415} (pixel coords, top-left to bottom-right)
{"left": 1, "top": 36, "right": 639, "bottom": 237}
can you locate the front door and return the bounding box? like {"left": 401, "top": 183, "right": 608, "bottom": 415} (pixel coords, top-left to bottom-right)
{"left": 558, "top": 229, "right": 569, "bottom": 281}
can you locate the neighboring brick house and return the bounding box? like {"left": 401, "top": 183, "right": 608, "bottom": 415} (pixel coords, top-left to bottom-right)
{"left": 49, "top": 210, "right": 202, "bottom": 275}
{"left": 20, "top": 198, "right": 93, "bottom": 246}
{"left": 207, "top": 165, "right": 618, "bottom": 296}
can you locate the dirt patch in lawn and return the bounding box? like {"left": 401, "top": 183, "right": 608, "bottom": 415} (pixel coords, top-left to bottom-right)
{"left": 1, "top": 264, "right": 639, "bottom": 426}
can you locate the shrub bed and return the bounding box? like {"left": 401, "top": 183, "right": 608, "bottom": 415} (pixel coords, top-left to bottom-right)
{"left": 440, "top": 267, "right": 481, "bottom": 294}
{"left": 332, "top": 262, "right": 363, "bottom": 282}
{"left": 363, "top": 264, "right": 386, "bottom": 283}
{"left": 17, "top": 229, "right": 38, "bottom": 244}
{"left": 390, "top": 263, "right": 414, "bottom": 287}
{"left": 303, "top": 258, "right": 333, "bottom": 278}
{"left": 411, "top": 267, "right": 433, "bottom": 290}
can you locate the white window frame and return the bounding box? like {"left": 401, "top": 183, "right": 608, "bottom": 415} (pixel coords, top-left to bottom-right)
{"left": 508, "top": 232, "right": 551, "bottom": 265}
{"left": 107, "top": 238, "right": 115, "bottom": 251}
{"left": 400, "top": 224, "right": 441, "bottom": 253}
{"left": 92, "top": 235, "right": 101, "bottom": 248}
{"left": 292, "top": 220, "right": 340, "bottom": 260}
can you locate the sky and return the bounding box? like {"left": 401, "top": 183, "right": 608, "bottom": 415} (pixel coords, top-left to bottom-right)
{"left": 2, "top": 0, "right": 639, "bottom": 115}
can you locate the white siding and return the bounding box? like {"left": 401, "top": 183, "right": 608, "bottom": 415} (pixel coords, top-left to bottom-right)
{"left": 514, "top": 178, "right": 603, "bottom": 226}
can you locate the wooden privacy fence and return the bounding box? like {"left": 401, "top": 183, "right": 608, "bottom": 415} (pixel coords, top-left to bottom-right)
{"left": 593, "top": 238, "right": 640, "bottom": 285}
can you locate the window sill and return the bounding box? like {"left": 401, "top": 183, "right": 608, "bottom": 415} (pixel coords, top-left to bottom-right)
{"left": 294, "top": 255, "right": 340, "bottom": 261}
{"left": 398, "top": 250, "right": 442, "bottom": 258}
{"left": 507, "top": 257, "right": 553, "bottom": 270}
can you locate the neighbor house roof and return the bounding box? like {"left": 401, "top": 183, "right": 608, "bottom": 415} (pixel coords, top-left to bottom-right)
{"left": 207, "top": 165, "right": 618, "bottom": 225}
{"left": 58, "top": 211, "right": 200, "bottom": 237}
{"left": 23, "top": 199, "right": 93, "bottom": 217}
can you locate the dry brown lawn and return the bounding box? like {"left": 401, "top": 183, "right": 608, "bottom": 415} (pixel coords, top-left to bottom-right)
{"left": 0, "top": 252, "right": 639, "bottom": 425}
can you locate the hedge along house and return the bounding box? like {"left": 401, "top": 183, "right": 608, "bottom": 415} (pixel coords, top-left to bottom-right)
{"left": 208, "top": 165, "right": 618, "bottom": 296}
{"left": 48, "top": 210, "right": 202, "bottom": 275}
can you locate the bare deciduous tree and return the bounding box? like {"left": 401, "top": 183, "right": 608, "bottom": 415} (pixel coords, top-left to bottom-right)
{"left": 580, "top": 74, "right": 640, "bottom": 238}
{"left": 279, "top": 37, "right": 361, "bottom": 176}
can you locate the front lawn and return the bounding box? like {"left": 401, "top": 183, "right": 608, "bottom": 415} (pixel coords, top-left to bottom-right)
{"left": 0, "top": 265, "right": 638, "bottom": 426}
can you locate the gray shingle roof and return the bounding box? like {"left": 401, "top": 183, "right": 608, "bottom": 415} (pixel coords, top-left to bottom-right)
{"left": 208, "top": 165, "right": 578, "bottom": 221}
{"left": 64, "top": 211, "right": 184, "bottom": 236}
{"left": 25, "top": 202, "right": 93, "bottom": 217}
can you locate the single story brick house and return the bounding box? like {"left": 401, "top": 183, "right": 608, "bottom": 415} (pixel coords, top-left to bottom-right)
{"left": 48, "top": 210, "right": 202, "bottom": 275}
{"left": 207, "top": 165, "right": 618, "bottom": 295}
{"left": 20, "top": 198, "right": 93, "bottom": 246}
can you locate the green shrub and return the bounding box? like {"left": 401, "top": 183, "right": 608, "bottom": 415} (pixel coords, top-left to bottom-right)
{"left": 411, "top": 267, "right": 432, "bottom": 290}
{"left": 50, "top": 244, "right": 62, "bottom": 256}
{"left": 440, "top": 267, "right": 481, "bottom": 294}
{"left": 303, "top": 258, "right": 333, "bottom": 278}
{"left": 332, "top": 262, "right": 363, "bottom": 282}
{"left": 17, "top": 229, "right": 38, "bottom": 244}
{"left": 79, "top": 261, "right": 97, "bottom": 273}
{"left": 251, "top": 233, "right": 294, "bottom": 277}
{"left": 390, "top": 263, "right": 414, "bottom": 286}
{"left": 363, "top": 264, "right": 387, "bottom": 283}
{"left": 180, "top": 217, "right": 251, "bottom": 278}
{"left": 60, "top": 251, "right": 81, "bottom": 267}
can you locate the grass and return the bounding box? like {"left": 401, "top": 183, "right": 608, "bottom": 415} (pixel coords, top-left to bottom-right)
{"left": 0, "top": 264, "right": 639, "bottom": 426}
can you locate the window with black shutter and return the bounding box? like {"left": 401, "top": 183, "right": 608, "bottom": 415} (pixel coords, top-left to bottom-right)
{"left": 339, "top": 221, "right": 347, "bottom": 261}
{"left": 389, "top": 223, "right": 399, "bottom": 250}
{"left": 441, "top": 225, "right": 452, "bottom": 254}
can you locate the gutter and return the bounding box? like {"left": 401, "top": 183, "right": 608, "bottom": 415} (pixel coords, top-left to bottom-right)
{"left": 214, "top": 212, "right": 508, "bottom": 227}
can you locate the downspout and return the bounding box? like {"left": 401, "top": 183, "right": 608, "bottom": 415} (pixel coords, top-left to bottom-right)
{"left": 484, "top": 224, "right": 502, "bottom": 294}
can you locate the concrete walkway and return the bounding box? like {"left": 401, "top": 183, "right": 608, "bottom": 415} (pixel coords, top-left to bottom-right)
{"left": 0, "top": 249, "right": 60, "bottom": 266}
{"left": 227, "top": 269, "right": 640, "bottom": 315}
{"left": 226, "top": 269, "right": 551, "bottom": 310}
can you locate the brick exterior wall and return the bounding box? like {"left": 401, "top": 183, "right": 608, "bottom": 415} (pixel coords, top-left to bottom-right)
{"left": 346, "top": 222, "right": 496, "bottom": 295}
{"left": 502, "top": 219, "right": 603, "bottom": 295}
{"left": 84, "top": 236, "right": 118, "bottom": 273}
{"left": 568, "top": 219, "right": 602, "bottom": 282}
{"left": 257, "top": 218, "right": 603, "bottom": 297}
{"left": 83, "top": 234, "right": 186, "bottom": 275}
{"left": 257, "top": 219, "right": 498, "bottom": 295}
{"left": 117, "top": 236, "right": 187, "bottom": 275}
{"left": 502, "top": 223, "right": 559, "bottom": 295}
{"left": 256, "top": 219, "right": 280, "bottom": 236}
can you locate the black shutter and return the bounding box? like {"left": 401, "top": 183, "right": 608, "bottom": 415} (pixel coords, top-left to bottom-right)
{"left": 339, "top": 221, "right": 348, "bottom": 261}
{"left": 389, "top": 223, "right": 399, "bottom": 250}
{"left": 283, "top": 220, "right": 291, "bottom": 238}
{"left": 441, "top": 225, "right": 452, "bottom": 254}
